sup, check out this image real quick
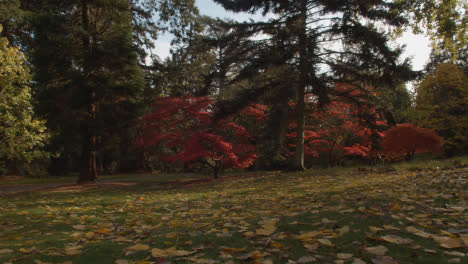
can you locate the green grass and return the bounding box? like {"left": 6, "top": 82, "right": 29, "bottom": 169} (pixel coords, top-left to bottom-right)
{"left": 0, "top": 158, "right": 467, "bottom": 264}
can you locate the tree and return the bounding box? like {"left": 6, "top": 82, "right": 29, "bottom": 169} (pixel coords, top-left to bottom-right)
{"left": 397, "top": 0, "right": 467, "bottom": 58}
{"left": 213, "top": 0, "right": 414, "bottom": 170}
{"left": 0, "top": 25, "right": 49, "bottom": 176}
{"left": 381, "top": 123, "right": 442, "bottom": 159}
{"left": 32, "top": 0, "right": 145, "bottom": 182}
{"left": 287, "top": 83, "right": 387, "bottom": 167}
{"left": 416, "top": 63, "right": 468, "bottom": 156}
{"left": 136, "top": 97, "right": 263, "bottom": 178}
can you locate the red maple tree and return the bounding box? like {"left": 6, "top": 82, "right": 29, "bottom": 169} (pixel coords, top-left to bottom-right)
{"left": 287, "top": 83, "right": 386, "bottom": 166}
{"left": 136, "top": 96, "right": 265, "bottom": 178}
{"left": 381, "top": 123, "right": 443, "bottom": 160}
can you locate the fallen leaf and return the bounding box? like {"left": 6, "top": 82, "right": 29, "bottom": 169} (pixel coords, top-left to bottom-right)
{"left": 151, "top": 247, "right": 195, "bottom": 258}
{"left": 219, "top": 246, "right": 247, "bottom": 253}
{"left": 0, "top": 249, "right": 13, "bottom": 254}
{"left": 433, "top": 236, "right": 463, "bottom": 248}
{"left": 72, "top": 225, "right": 86, "bottom": 230}
{"left": 444, "top": 251, "right": 465, "bottom": 257}
{"left": 115, "top": 260, "right": 131, "bottom": 264}
{"left": 405, "top": 226, "right": 432, "bottom": 238}
{"left": 352, "top": 258, "right": 367, "bottom": 264}
{"left": 365, "top": 245, "right": 388, "bottom": 256}
{"left": 339, "top": 226, "right": 350, "bottom": 236}
{"left": 390, "top": 203, "right": 401, "bottom": 212}
{"left": 371, "top": 256, "right": 397, "bottom": 264}
{"left": 303, "top": 243, "right": 319, "bottom": 252}
{"left": 337, "top": 253, "right": 353, "bottom": 259}
{"left": 317, "top": 239, "right": 333, "bottom": 246}
{"left": 297, "top": 256, "right": 316, "bottom": 263}
{"left": 458, "top": 234, "right": 468, "bottom": 245}
{"left": 127, "top": 244, "right": 149, "bottom": 251}
{"left": 369, "top": 227, "right": 384, "bottom": 234}
{"left": 381, "top": 235, "right": 413, "bottom": 244}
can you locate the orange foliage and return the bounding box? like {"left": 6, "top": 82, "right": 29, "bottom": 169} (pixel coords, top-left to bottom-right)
{"left": 382, "top": 124, "right": 442, "bottom": 159}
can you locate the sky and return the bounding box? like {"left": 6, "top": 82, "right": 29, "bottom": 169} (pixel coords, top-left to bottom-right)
{"left": 154, "top": 0, "right": 432, "bottom": 71}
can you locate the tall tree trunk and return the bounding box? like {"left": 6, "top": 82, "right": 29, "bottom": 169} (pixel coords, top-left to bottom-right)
{"left": 78, "top": 0, "right": 98, "bottom": 183}
{"left": 292, "top": 0, "right": 308, "bottom": 171}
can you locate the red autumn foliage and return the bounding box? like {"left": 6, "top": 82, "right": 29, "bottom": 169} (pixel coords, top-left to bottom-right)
{"left": 381, "top": 123, "right": 443, "bottom": 159}
{"left": 287, "top": 83, "right": 386, "bottom": 166}
{"left": 135, "top": 96, "right": 265, "bottom": 178}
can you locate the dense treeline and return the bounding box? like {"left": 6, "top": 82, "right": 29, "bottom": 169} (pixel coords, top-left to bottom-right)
{"left": 0, "top": 0, "right": 466, "bottom": 181}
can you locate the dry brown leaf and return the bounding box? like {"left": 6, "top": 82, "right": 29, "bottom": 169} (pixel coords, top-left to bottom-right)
{"left": 381, "top": 235, "right": 413, "bottom": 244}
{"left": 371, "top": 256, "right": 398, "bottom": 264}
{"left": 115, "top": 260, "right": 131, "bottom": 264}
{"left": 219, "top": 246, "right": 247, "bottom": 253}
{"left": 337, "top": 253, "right": 353, "bottom": 259}
{"left": 0, "top": 249, "right": 13, "bottom": 254}
{"left": 405, "top": 226, "right": 432, "bottom": 238}
{"left": 459, "top": 234, "right": 468, "bottom": 245}
{"left": 72, "top": 225, "right": 86, "bottom": 230}
{"left": 317, "top": 238, "right": 334, "bottom": 246}
{"left": 365, "top": 245, "right": 388, "bottom": 256}
{"left": 352, "top": 258, "right": 367, "bottom": 264}
{"left": 297, "top": 256, "right": 317, "bottom": 263}
{"left": 151, "top": 247, "right": 195, "bottom": 258}
{"left": 303, "top": 243, "right": 319, "bottom": 252}
{"left": 339, "top": 226, "right": 350, "bottom": 236}
{"left": 369, "top": 227, "right": 384, "bottom": 234}
{"left": 127, "top": 244, "right": 149, "bottom": 251}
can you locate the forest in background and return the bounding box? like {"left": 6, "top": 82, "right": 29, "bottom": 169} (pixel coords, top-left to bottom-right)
{"left": 0, "top": 0, "right": 467, "bottom": 182}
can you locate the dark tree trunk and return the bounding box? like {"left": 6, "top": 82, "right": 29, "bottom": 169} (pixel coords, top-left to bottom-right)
{"left": 213, "top": 159, "right": 222, "bottom": 179}
{"left": 292, "top": 0, "right": 308, "bottom": 171}
{"left": 78, "top": 0, "right": 98, "bottom": 183}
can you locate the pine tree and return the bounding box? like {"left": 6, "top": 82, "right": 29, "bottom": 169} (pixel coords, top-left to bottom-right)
{"left": 32, "top": 0, "right": 145, "bottom": 182}
{"left": 213, "top": 0, "right": 415, "bottom": 170}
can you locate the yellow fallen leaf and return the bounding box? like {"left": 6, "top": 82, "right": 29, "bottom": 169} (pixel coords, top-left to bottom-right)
{"left": 220, "top": 246, "right": 247, "bottom": 253}
{"left": 365, "top": 245, "right": 388, "bottom": 256}
{"left": 337, "top": 253, "right": 353, "bottom": 259}
{"left": 369, "top": 226, "right": 384, "bottom": 234}
{"left": 19, "top": 247, "right": 37, "bottom": 253}
{"left": 303, "top": 243, "right": 319, "bottom": 251}
{"left": 256, "top": 229, "right": 274, "bottom": 236}
{"left": 433, "top": 237, "right": 463, "bottom": 249}
{"left": 0, "top": 249, "right": 13, "bottom": 254}
{"left": 72, "top": 225, "right": 86, "bottom": 230}
{"left": 151, "top": 247, "right": 195, "bottom": 258}
{"left": 405, "top": 226, "right": 432, "bottom": 238}
{"left": 441, "top": 230, "right": 457, "bottom": 238}
{"left": 34, "top": 260, "right": 52, "bottom": 264}
{"left": 127, "top": 244, "right": 149, "bottom": 251}
{"left": 459, "top": 234, "right": 468, "bottom": 245}
{"left": 65, "top": 249, "right": 82, "bottom": 255}
{"left": 85, "top": 232, "right": 95, "bottom": 239}
{"left": 243, "top": 231, "right": 255, "bottom": 238}
{"left": 165, "top": 232, "right": 179, "bottom": 239}
{"left": 271, "top": 242, "right": 283, "bottom": 248}
{"left": 381, "top": 235, "right": 413, "bottom": 244}
{"left": 339, "top": 226, "right": 350, "bottom": 236}
{"left": 317, "top": 239, "right": 333, "bottom": 246}
{"left": 114, "top": 237, "right": 133, "bottom": 243}
{"left": 297, "top": 231, "right": 321, "bottom": 242}
{"left": 390, "top": 203, "right": 401, "bottom": 212}
{"left": 97, "top": 228, "right": 111, "bottom": 234}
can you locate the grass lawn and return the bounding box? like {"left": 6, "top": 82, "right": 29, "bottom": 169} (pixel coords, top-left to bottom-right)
{"left": 0, "top": 160, "right": 467, "bottom": 263}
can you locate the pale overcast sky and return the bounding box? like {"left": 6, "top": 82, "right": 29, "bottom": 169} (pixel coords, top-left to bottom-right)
{"left": 154, "top": 0, "right": 432, "bottom": 71}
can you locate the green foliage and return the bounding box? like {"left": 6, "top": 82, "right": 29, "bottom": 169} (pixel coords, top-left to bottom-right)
{"left": 416, "top": 63, "right": 468, "bottom": 155}
{"left": 0, "top": 25, "right": 49, "bottom": 176}
{"left": 397, "top": 0, "right": 467, "bottom": 58}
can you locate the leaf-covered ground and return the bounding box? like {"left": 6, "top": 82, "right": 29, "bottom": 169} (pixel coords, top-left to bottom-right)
{"left": 0, "top": 166, "right": 467, "bottom": 264}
